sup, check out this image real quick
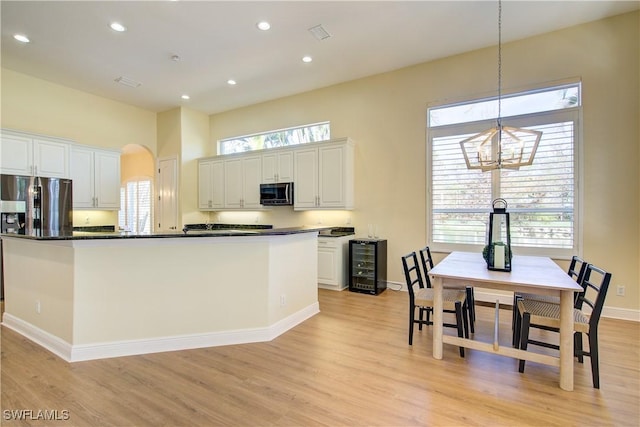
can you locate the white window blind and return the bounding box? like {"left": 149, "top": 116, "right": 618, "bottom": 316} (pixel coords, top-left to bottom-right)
{"left": 119, "top": 179, "right": 152, "bottom": 234}
{"left": 428, "top": 84, "right": 580, "bottom": 257}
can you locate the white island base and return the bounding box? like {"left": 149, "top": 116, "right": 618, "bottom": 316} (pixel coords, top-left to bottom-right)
{"left": 1, "top": 232, "right": 319, "bottom": 362}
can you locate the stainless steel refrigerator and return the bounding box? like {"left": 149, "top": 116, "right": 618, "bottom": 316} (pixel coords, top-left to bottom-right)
{"left": 0, "top": 174, "right": 73, "bottom": 237}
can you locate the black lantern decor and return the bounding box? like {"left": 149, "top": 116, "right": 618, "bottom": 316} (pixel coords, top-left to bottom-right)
{"left": 484, "top": 198, "right": 512, "bottom": 271}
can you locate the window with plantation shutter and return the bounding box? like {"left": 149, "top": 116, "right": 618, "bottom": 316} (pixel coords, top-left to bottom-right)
{"left": 118, "top": 178, "right": 152, "bottom": 234}
{"left": 427, "top": 83, "right": 581, "bottom": 257}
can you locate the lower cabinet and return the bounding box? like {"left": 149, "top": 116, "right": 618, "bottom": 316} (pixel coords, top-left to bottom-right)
{"left": 317, "top": 235, "right": 352, "bottom": 290}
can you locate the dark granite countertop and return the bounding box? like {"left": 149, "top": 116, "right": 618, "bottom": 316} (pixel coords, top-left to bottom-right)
{"left": 1, "top": 224, "right": 355, "bottom": 241}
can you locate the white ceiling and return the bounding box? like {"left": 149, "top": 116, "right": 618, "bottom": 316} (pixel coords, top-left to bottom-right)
{"left": 2, "top": 1, "right": 638, "bottom": 115}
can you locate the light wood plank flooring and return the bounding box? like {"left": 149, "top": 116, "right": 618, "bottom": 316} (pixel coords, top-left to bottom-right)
{"left": 1, "top": 289, "right": 639, "bottom": 426}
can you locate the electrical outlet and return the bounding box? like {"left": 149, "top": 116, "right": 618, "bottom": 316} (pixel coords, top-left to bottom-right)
{"left": 280, "top": 294, "right": 286, "bottom": 306}
{"left": 616, "top": 285, "right": 625, "bottom": 296}
{"left": 35, "top": 300, "right": 41, "bottom": 314}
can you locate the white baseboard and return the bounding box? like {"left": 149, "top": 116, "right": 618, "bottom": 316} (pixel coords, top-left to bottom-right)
{"left": 2, "top": 313, "right": 73, "bottom": 361}
{"left": 2, "top": 303, "right": 320, "bottom": 362}
{"left": 387, "top": 280, "right": 640, "bottom": 322}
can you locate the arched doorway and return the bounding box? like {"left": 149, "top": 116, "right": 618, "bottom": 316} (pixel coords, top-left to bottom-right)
{"left": 120, "top": 144, "right": 154, "bottom": 233}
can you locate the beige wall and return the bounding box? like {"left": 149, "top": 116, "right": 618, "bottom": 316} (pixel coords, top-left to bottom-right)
{"left": 0, "top": 68, "right": 156, "bottom": 152}
{"left": 179, "top": 107, "right": 210, "bottom": 225}
{"left": 208, "top": 12, "right": 639, "bottom": 312}
{"left": 121, "top": 148, "right": 155, "bottom": 181}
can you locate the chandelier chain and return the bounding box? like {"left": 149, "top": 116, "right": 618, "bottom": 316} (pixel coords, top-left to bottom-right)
{"left": 497, "top": 0, "right": 502, "bottom": 126}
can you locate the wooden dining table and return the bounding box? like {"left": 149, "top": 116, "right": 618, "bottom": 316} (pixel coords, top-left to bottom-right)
{"left": 429, "top": 251, "right": 583, "bottom": 391}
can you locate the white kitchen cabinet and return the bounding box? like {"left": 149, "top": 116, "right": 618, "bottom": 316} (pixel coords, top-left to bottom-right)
{"left": 318, "top": 235, "right": 351, "bottom": 290}
{"left": 262, "top": 149, "right": 294, "bottom": 183}
{"left": 224, "top": 155, "right": 262, "bottom": 209}
{"left": 1, "top": 130, "right": 70, "bottom": 178}
{"left": 198, "top": 158, "right": 224, "bottom": 210}
{"left": 294, "top": 138, "right": 354, "bottom": 210}
{"left": 198, "top": 155, "right": 261, "bottom": 211}
{"left": 70, "top": 146, "right": 121, "bottom": 210}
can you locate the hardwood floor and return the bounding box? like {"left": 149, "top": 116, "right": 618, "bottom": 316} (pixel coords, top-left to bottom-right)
{"left": 1, "top": 289, "right": 639, "bottom": 426}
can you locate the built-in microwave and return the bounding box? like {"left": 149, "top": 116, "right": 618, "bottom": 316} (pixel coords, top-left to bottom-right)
{"left": 260, "top": 182, "right": 294, "bottom": 206}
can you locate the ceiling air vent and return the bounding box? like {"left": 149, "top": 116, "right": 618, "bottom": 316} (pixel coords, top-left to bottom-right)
{"left": 114, "top": 76, "right": 142, "bottom": 88}
{"left": 308, "top": 24, "right": 331, "bottom": 41}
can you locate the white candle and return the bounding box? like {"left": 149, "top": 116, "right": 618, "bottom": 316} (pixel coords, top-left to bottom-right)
{"left": 494, "top": 245, "right": 505, "bottom": 269}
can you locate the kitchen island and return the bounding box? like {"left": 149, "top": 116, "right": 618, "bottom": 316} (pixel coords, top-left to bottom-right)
{"left": 1, "top": 227, "right": 321, "bottom": 362}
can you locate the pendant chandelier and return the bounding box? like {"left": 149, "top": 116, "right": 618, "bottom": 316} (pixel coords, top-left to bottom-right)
{"left": 460, "top": 0, "right": 542, "bottom": 172}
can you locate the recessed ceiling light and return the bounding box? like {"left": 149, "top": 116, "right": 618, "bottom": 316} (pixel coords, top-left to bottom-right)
{"left": 302, "top": 56, "right": 313, "bottom": 63}
{"left": 110, "top": 22, "right": 127, "bottom": 32}
{"left": 181, "top": 94, "right": 190, "bottom": 100}
{"left": 227, "top": 79, "right": 237, "bottom": 86}
{"left": 13, "top": 34, "right": 30, "bottom": 43}
{"left": 257, "top": 21, "right": 271, "bottom": 31}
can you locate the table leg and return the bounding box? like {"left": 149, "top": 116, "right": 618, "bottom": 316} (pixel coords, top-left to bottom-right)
{"left": 559, "top": 290, "right": 574, "bottom": 391}
{"left": 433, "top": 276, "right": 443, "bottom": 359}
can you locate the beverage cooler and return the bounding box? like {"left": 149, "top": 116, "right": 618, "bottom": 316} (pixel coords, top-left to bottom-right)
{"left": 349, "top": 239, "right": 387, "bottom": 295}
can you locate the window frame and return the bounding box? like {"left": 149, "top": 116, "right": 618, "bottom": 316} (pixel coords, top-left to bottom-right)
{"left": 427, "top": 100, "right": 583, "bottom": 260}
{"left": 217, "top": 121, "right": 330, "bottom": 155}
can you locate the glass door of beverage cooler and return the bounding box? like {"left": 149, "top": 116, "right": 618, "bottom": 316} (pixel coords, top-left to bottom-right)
{"left": 351, "top": 243, "right": 376, "bottom": 293}
{"left": 349, "top": 239, "right": 387, "bottom": 295}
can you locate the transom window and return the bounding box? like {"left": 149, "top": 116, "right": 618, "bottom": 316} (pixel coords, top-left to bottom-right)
{"left": 218, "top": 122, "right": 330, "bottom": 155}
{"left": 427, "top": 82, "right": 581, "bottom": 258}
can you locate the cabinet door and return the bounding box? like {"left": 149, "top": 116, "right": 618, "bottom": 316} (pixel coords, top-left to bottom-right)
{"left": 224, "top": 158, "right": 243, "bottom": 208}
{"left": 262, "top": 151, "right": 293, "bottom": 183}
{"left": 293, "top": 148, "right": 318, "bottom": 209}
{"left": 94, "top": 150, "right": 121, "bottom": 209}
{"left": 210, "top": 160, "right": 225, "bottom": 209}
{"left": 70, "top": 147, "right": 96, "bottom": 208}
{"left": 318, "top": 145, "right": 346, "bottom": 208}
{"left": 33, "top": 138, "right": 70, "bottom": 178}
{"left": 242, "top": 156, "right": 262, "bottom": 208}
{"left": 198, "top": 161, "right": 213, "bottom": 209}
{"left": 276, "top": 151, "right": 294, "bottom": 182}
{"left": 0, "top": 133, "right": 33, "bottom": 175}
{"left": 318, "top": 245, "right": 338, "bottom": 285}
{"left": 261, "top": 153, "right": 277, "bottom": 184}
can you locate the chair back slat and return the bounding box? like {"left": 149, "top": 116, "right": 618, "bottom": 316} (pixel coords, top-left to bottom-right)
{"left": 576, "top": 263, "right": 612, "bottom": 328}
{"left": 568, "top": 256, "right": 589, "bottom": 309}
{"left": 418, "top": 246, "right": 435, "bottom": 288}
{"left": 402, "top": 252, "right": 424, "bottom": 298}
{"left": 568, "top": 255, "right": 588, "bottom": 283}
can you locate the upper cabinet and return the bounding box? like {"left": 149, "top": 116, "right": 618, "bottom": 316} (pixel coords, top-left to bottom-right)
{"left": 198, "top": 158, "right": 224, "bottom": 210}
{"left": 294, "top": 138, "right": 354, "bottom": 210}
{"left": 224, "top": 155, "right": 262, "bottom": 209}
{"left": 197, "top": 138, "right": 354, "bottom": 211}
{"left": 70, "top": 146, "right": 121, "bottom": 210}
{"left": 1, "top": 129, "right": 70, "bottom": 178}
{"left": 262, "top": 149, "right": 294, "bottom": 183}
{"left": 198, "top": 155, "right": 262, "bottom": 211}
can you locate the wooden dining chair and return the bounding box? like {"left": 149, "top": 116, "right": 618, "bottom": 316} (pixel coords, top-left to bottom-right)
{"left": 401, "top": 251, "right": 468, "bottom": 357}
{"left": 516, "top": 263, "right": 612, "bottom": 388}
{"left": 512, "top": 255, "right": 588, "bottom": 346}
{"left": 419, "top": 246, "right": 475, "bottom": 333}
